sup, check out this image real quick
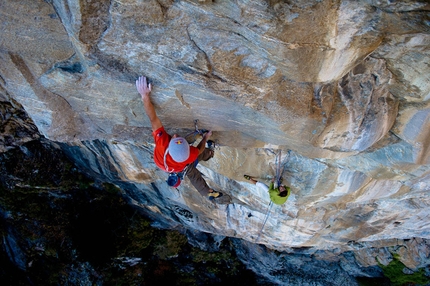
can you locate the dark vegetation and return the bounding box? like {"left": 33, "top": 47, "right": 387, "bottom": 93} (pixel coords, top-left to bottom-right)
{"left": 0, "top": 140, "right": 265, "bottom": 285}
{"left": 377, "top": 254, "right": 430, "bottom": 286}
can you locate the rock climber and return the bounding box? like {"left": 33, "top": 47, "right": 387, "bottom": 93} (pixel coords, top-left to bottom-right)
{"left": 243, "top": 175, "right": 290, "bottom": 205}
{"left": 136, "top": 75, "right": 222, "bottom": 200}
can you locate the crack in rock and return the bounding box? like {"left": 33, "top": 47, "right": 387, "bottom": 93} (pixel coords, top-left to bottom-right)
{"left": 175, "top": 90, "right": 191, "bottom": 109}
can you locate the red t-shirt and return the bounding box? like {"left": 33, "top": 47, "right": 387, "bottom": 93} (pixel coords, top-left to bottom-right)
{"left": 152, "top": 126, "right": 199, "bottom": 173}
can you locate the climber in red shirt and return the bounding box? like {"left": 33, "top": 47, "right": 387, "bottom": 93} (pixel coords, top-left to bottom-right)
{"left": 136, "top": 76, "right": 222, "bottom": 200}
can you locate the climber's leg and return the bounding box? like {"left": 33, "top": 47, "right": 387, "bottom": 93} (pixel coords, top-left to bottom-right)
{"left": 186, "top": 164, "right": 211, "bottom": 196}
{"left": 198, "top": 148, "right": 213, "bottom": 162}
{"left": 256, "top": 181, "right": 269, "bottom": 192}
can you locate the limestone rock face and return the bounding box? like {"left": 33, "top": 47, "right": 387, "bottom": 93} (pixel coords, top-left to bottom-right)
{"left": 1, "top": 0, "right": 430, "bottom": 278}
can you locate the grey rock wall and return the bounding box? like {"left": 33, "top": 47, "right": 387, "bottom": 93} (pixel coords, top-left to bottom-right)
{"left": 1, "top": 0, "right": 430, "bottom": 280}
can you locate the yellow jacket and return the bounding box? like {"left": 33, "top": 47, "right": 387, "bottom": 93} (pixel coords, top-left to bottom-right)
{"left": 268, "top": 182, "right": 290, "bottom": 205}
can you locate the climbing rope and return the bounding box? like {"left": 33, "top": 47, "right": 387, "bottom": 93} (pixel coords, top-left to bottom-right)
{"left": 275, "top": 149, "right": 292, "bottom": 187}
{"left": 275, "top": 149, "right": 282, "bottom": 187}
{"left": 254, "top": 149, "right": 292, "bottom": 243}
{"left": 255, "top": 201, "right": 273, "bottom": 243}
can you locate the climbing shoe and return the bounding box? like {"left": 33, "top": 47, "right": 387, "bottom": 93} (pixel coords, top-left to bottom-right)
{"left": 244, "top": 174, "right": 252, "bottom": 180}
{"left": 208, "top": 191, "right": 223, "bottom": 200}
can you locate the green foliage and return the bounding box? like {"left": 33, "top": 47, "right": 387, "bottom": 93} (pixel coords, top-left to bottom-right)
{"left": 0, "top": 140, "right": 262, "bottom": 285}
{"left": 102, "top": 182, "right": 121, "bottom": 194}
{"left": 378, "top": 254, "right": 430, "bottom": 286}
{"left": 153, "top": 230, "right": 188, "bottom": 259}
{"left": 122, "top": 215, "right": 154, "bottom": 255}
{"left": 190, "top": 245, "right": 242, "bottom": 276}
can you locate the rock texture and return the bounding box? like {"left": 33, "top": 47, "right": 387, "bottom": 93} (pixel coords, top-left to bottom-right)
{"left": 0, "top": 91, "right": 40, "bottom": 152}
{"left": 1, "top": 0, "right": 430, "bottom": 282}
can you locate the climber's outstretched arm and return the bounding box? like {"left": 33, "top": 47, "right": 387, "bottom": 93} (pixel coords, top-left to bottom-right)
{"left": 196, "top": 130, "right": 212, "bottom": 155}
{"left": 136, "top": 76, "right": 162, "bottom": 132}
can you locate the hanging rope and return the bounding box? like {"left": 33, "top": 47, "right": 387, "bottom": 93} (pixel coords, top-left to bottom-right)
{"left": 255, "top": 201, "right": 273, "bottom": 243}
{"left": 276, "top": 149, "right": 292, "bottom": 187}
{"left": 275, "top": 149, "right": 282, "bottom": 187}
{"left": 254, "top": 149, "right": 292, "bottom": 243}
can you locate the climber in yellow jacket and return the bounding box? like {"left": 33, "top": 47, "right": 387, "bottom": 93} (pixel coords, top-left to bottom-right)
{"left": 244, "top": 175, "right": 290, "bottom": 205}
